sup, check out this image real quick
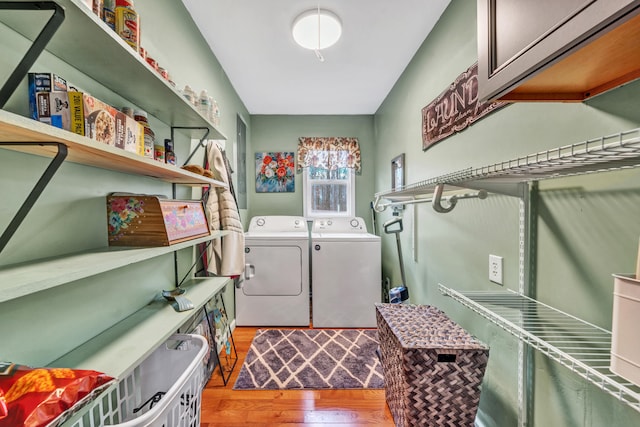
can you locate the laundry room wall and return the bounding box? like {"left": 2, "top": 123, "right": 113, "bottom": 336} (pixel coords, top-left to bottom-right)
{"left": 0, "top": 0, "right": 248, "bottom": 365}
{"left": 248, "top": 115, "right": 376, "bottom": 231}
{"left": 372, "top": 1, "right": 640, "bottom": 426}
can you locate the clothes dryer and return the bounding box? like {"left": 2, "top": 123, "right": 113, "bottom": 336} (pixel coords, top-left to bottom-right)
{"left": 311, "top": 217, "right": 381, "bottom": 328}
{"left": 237, "top": 216, "right": 310, "bottom": 326}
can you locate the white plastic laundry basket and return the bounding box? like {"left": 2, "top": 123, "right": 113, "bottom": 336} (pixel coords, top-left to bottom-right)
{"left": 68, "top": 334, "right": 207, "bottom": 427}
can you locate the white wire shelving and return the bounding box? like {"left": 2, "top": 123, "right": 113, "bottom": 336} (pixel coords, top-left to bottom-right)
{"left": 438, "top": 284, "right": 640, "bottom": 412}
{"left": 375, "top": 127, "right": 640, "bottom": 204}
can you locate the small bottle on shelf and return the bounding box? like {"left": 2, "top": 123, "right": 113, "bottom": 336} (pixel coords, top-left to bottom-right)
{"left": 212, "top": 99, "right": 220, "bottom": 127}
{"left": 182, "top": 85, "right": 196, "bottom": 106}
{"left": 198, "top": 90, "right": 211, "bottom": 117}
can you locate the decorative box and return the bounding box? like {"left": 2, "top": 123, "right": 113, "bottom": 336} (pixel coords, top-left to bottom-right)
{"left": 375, "top": 303, "right": 489, "bottom": 427}
{"left": 107, "top": 193, "right": 210, "bottom": 246}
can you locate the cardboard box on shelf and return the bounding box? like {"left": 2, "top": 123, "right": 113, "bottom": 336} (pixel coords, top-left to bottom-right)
{"left": 114, "top": 112, "right": 144, "bottom": 155}
{"left": 28, "top": 72, "right": 68, "bottom": 120}
{"left": 83, "top": 93, "right": 117, "bottom": 146}
{"left": 36, "top": 91, "right": 84, "bottom": 136}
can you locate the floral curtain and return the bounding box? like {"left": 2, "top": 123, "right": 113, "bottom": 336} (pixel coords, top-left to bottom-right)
{"left": 296, "top": 137, "right": 361, "bottom": 177}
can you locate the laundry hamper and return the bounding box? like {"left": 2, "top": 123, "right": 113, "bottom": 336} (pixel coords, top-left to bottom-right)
{"left": 375, "top": 303, "right": 489, "bottom": 427}
{"left": 67, "top": 334, "right": 207, "bottom": 427}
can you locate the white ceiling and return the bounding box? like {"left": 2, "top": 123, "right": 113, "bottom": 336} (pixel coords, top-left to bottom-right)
{"left": 181, "top": 0, "right": 451, "bottom": 115}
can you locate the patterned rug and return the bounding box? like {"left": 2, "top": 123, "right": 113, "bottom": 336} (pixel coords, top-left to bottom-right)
{"left": 233, "top": 329, "right": 384, "bottom": 390}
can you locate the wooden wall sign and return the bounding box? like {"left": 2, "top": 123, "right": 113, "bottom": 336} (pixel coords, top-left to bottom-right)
{"left": 422, "top": 62, "right": 509, "bottom": 150}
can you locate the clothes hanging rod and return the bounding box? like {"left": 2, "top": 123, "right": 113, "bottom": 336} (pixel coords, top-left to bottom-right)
{"left": 374, "top": 187, "right": 488, "bottom": 212}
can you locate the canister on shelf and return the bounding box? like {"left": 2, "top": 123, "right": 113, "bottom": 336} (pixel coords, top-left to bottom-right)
{"left": 154, "top": 144, "right": 165, "bottom": 163}
{"left": 164, "top": 139, "right": 176, "bottom": 165}
{"left": 103, "top": 0, "right": 115, "bottom": 29}
{"left": 158, "top": 67, "right": 169, "bottom": 81}
{"left": 121, "top": 106, "right": 134, "bottom": 118}
{"left": 146, "top": 56, "right": 158, "bottom": 70}
{"left": 134, "top": 110, "right": 155, "bottom": 159}
{"left": 115, "top": 0, "right": 139, "bottom": 53}
{"left": 93, "top": 0, "right": 104, "bottom": 19}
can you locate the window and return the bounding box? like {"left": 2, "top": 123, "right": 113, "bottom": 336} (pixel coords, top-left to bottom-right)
{"left": 303, "top": 166, "right": 354, "bottom": 218}
{"left": 297, "top": 137, "right": 360, "bottom": 219}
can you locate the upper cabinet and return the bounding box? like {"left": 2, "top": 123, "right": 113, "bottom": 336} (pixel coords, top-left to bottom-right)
{"left": 477, "top": 0, "right": 640, "bottom": 102}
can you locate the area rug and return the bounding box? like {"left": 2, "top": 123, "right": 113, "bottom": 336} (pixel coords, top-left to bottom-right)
{"left": 233, "top": 328, "right": 384, "bottom": 390}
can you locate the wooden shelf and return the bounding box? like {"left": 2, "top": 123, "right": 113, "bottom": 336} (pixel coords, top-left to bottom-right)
{"left": 0, "top": 0, "right": 226, "bottom": 139}
{"left": 51, "top": 276, "right": 230, "bottom": 378}
{"left": 0, "top": 232, "right": 229, "bottom": 303}
{"left": 0, "top": 109, "right": 227, "bottom": 185}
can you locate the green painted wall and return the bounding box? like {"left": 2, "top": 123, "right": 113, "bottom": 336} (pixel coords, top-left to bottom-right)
{"left": 373, "top": 1, "right": 640, "bottom": 426}
{"left": 0, "top": 0, "right": 248, "bottom": 365}
{"left": 248, "top": 115, "right": 375, "bottom": 230}
{"left": 2, "top": 1, "right": 640, "bottom": 425}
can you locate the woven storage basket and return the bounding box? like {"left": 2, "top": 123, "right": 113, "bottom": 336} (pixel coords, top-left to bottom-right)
{"left": 375, "top": 303, "right": 489, "bottom": 427}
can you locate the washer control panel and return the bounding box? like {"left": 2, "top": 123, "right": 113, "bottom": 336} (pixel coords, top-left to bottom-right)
{"left": 312, "top": 217, "right": 367, "bottom": 233}
{"left": 248, "top": 216, "right": 307, "bottom": 232}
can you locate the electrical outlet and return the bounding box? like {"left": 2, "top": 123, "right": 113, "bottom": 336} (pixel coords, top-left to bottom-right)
{"left": 489, "top": 254, "right": 503, "bottom": 285}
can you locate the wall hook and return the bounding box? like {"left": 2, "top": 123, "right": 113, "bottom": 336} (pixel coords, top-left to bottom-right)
{"left": 432, "top": 183, "right": 457, "bottom": 213}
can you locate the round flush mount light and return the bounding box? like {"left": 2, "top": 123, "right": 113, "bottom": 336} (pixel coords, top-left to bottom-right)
{"left": 292, "top": 8, "right": 342, "bottom": 50}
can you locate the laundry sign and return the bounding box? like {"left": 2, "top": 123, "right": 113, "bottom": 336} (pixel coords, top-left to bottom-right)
{"left": 422, "top": 62, "right": 509, "bottom": 150}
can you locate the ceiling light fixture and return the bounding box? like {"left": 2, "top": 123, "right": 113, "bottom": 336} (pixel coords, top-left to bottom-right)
{"left": 292, "top": 7, "right": 342, "bottom": 62}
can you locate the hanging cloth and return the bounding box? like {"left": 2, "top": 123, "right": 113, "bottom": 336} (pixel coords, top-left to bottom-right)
{"left": 204, "top": 141, "right": 244, "bottom": 277}
{"left": 296, "top": 137, "right": 361, "bottom": 177}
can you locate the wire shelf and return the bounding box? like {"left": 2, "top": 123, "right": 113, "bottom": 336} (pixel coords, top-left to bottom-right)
{"left": 376, "top": 128, "right": 640, "bottom": 200}
{"left": 438, "top": 284, "right": 640, "bottom": 412}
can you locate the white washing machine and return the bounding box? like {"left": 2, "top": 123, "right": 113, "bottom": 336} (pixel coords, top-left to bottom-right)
{"left": 236, "top": 216, "right": 310, "bottom": 326}
{"left": 311, "top": 217, "right": 381, "bottom": 328}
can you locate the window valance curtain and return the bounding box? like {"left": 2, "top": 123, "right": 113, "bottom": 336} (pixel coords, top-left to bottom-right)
{"left": 296, "top": 137, "right": 361, "bottom": 177}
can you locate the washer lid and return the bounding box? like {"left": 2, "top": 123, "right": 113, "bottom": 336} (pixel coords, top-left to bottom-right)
{"left": 312, "top": 232, "right": 380, "bottom": 242}
{"left": 245, "top": 231, "right": 309, "bottom": 240}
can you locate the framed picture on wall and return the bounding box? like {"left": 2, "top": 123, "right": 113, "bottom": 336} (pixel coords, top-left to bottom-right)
{"left": 391, "top": 154, "right": 405, "bottom": 191}
{"left": 255, "top": 152, "right": 295, "bottom": 193}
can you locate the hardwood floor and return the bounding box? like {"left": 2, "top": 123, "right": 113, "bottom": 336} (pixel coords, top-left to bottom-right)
{"left": 200, "top": 327, "right": 395, "bottom": 426}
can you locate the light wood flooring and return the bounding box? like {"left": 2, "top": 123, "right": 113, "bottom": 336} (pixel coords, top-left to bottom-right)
{"left": 201, "top": 326, "right": 395, "bottom": 426}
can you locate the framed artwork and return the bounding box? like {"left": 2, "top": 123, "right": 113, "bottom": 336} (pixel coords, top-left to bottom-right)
{"left": 391, "top": 154, "right": 405, "bottom": 191}
{"left": 255, "top": 152, "right": 295, "bottom": 193}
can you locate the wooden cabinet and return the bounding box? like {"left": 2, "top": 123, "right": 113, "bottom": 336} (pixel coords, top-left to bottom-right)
{"left": 477, "top": 0, "right": 640, "bottom": 102}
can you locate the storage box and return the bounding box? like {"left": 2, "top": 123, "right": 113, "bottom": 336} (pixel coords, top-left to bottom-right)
{"left": 376, "top": 303, "right": 489, "bottom": 427}
{"left": 610, "top": 274, "right": 640, "bottom": 386}
{"left": 107, "top": 194, "right": 210, "bottom": 246}
{"left": 36, "top": 91, "right": 84, "bottom": 136}
{"left": 28, "top": 72, "right": 68, "bottom": 120}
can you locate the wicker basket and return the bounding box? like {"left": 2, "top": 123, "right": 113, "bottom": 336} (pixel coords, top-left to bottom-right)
{"left": 375, "top": 304, "right": 489, "bottom": 427}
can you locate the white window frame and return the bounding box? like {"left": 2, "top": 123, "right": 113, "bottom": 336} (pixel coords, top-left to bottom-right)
{"left": 303, "top": 167, "right": 355, "bottom": 219}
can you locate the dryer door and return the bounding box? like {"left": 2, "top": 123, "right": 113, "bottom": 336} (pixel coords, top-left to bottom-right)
{"left": 243, "top": 245, "right": 303, "bottom": 296}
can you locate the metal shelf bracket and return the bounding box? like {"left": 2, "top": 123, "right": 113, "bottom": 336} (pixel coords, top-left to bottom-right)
{"left": 170, "top": 126, "right": 211, "bottom": 167}
{"left": 0, "top": 2, "right": 65, "bottom": 108}
{"left": 0, "top": 142, "right": 68, "bottom": 255}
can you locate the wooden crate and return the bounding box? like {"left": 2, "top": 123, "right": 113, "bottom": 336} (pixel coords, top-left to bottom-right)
{"left": 107, "top": 193, "right": 210, "bottom": 246}
{"left": 375, "top": 303, "right": 489, "bottom": 427}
